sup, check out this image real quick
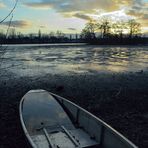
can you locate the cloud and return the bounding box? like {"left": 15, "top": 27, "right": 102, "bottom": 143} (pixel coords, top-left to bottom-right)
{"left": 0, "top": 2, "right": 6, "bottom": 8}
{"left": 68, "top": 28, "right": 76, "bottom": 31}
{"left": 126, "top": 0, "right": 148, "bottom": 27}
{"left": 1, "top": 20, "right": 32, "bottom": 28}
{"left": 23, "top": 0, "right": 148, "bottom": 27}
{"left": 138, "top": 14, "right": 148, "bottom": 27}
{"left": 142, "top": 14, "right": 148, "bottom": 20}
{"left": 126, "top": 0, "right": 147, "bottom": 17}
{"left": 23, "top": 0, "right": 123, "bottom": 13}
{"left": 24, "top": 2, "right": 52, "bottom": 9}
{"left": 127, "top": 9, "right": 144, "bottom": 18}
{"left": 39, "top": 25, "right": 46, "bottom": 28}
{"left": 73, "top": 13, "right": 92, "bottom": 21}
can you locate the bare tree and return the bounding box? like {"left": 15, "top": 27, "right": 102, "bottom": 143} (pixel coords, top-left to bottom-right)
{"left": 0, "top": 0, "right": 18, "bottom": 24}
{"left": 0, "top": 14, "right": 13, "bottom": 64}
{"left": 128, "top": 19, "right": 141, "bottom": 38}
{"left": 56, "top": 30, "right": 65, "bottom": 39}
{"left": 9, "top": 27, "right": 16, "bottom": 39}
{"left": 49, "top": 31, "right": 55, "bottom": 37}
{"left": 99, "top": 18, "right": 111, "bottom": 38}
{"left": 112, "top": 21, "right": 127, "bottom": 38}
{"left": 81, "top": 21, "right": 96, "bottom": 40}
{"left": 38, "top": 29, "right": 41, "bottom": 39}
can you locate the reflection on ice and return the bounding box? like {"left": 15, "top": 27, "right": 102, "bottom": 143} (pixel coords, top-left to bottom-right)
{"left": 1, "top": 44, "right": 148, "bottom": 76}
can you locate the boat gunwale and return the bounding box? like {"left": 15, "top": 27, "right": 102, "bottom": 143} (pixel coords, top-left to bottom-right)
{"left": 49, "top": 92, "right": 138, "bottom": 148}
{"left": 19, "top": 93, "right": 38, "bottom": 148}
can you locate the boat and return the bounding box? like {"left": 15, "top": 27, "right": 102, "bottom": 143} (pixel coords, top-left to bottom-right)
{"left": 19, "top": 89, "right": 138, "bottom": 148}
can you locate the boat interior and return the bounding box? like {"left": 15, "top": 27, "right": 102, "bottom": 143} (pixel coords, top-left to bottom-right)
{"left": 20, "top": 90, "right": 137, "bottom": 148}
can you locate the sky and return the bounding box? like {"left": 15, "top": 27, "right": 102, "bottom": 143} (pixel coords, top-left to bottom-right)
{"left": 0, "top": 0, "right": 148, "bottom": 34}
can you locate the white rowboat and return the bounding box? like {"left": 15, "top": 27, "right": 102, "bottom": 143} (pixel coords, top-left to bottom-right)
{"left": 19, "top": 89, "right": 138, "bottom": 148}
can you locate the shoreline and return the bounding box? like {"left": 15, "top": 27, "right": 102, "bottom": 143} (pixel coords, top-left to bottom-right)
{"left": 0, "top": 71, "right": 148, "bottom": 148}
{"left": 1, "top": 43, "right": 148, "bottom": 46}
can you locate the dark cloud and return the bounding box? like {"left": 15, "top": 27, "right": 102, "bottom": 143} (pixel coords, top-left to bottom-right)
{"left": 139, "top": 13, "right": 148, "bottom": 26}
{"left": 127, "top": 9, "right": 144, "bottom": 17}
{"left": 73, "top": 13, "right": 92, "bottom": 21}
{"left": 142, "top": 14, "right": 148, "bottom": 20}
{"left": 24, "top": 2, "right": 52, "bottom": 9}
{"left": 1, "top": 20, "right": 32, "bottom": 28}
{"left": 127, "top": 0, "right": 147, "bottom": 18}
{"left": 39, "top": 25, "right": 46, "bottom": 28}
{"left": 68, "top": 28, "right": 76, "bottom": 31}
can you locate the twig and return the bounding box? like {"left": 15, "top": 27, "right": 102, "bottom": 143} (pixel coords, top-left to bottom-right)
{"left": 0, "top": 0, "right": 18, "bottom": 24}
{"left": 5, "top": 14, "right": 14, "bottom": 39}
{"left": 0, "top": 0, "right": 18, "bottom": 68}
{"left": 0, "top": 14, "right": 13, "bottom": 66}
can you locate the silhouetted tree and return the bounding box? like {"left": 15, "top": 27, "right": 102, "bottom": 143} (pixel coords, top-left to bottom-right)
{"left": 99, "top": 18, "right": 111, "bottom": 38}
{"left": 56, "top": 30, "right": 65, "bottom": 39}
{"left": 0, "top": 30, "right": 5, "bottom": 40}
{"left": 17, "top": 32, "right": 24, "bottom": 39}
{"left": 128, "top": 19, "right": 141, "bottom": 38}
{"left": 112, "top": 21, "right": 127, "bottom": 39}
{"left": 75, "top": 33, "right": 78, "bottom": 40}
{"left": 81, "top": 17, "right": 144, "bottom": 44}
{"left": 8, "top": 27, "right": 16, "bottom": 39}
{"left": 38, "top": 29, "right": 41, "bottom": 39}
{"left": 69, "top": 34, "right": 72, "bottom": 40}
{"left": 81, "top": 21, "right": 96, "bottom": 40}
{"left": 29, "top": 33, "right": 33, "bottom": 40}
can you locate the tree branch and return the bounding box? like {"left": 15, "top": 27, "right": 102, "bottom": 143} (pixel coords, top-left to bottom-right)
{"left": 0, "top": 0, "right": 18, "bottom": 24}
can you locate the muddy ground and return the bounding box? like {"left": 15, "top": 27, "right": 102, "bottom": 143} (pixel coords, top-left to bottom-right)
{"left": 0, "top": 71, "right": 148, "bottom": 148}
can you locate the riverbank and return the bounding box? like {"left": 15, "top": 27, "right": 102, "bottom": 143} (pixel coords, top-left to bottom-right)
{"left": 0, "top": 70, "right": 148, "bottom": 148}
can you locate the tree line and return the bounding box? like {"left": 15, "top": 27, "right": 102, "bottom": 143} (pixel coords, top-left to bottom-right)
{"left": 0, "top": 29, "right": 82, "bottom": 44}
{"left": 80, "top": 18, "right": 147, "bottom": 45}
{"left": 0, "top": 18, "right": 147, "bottom": 45}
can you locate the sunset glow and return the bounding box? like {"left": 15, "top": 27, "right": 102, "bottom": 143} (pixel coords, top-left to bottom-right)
{"left": 0, "top": 0, "right": 148, "bottom": 34}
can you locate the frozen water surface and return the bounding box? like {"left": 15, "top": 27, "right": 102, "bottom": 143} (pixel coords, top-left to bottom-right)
{"left": 1, "top": 44, "right": 148, "bottom": 76}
